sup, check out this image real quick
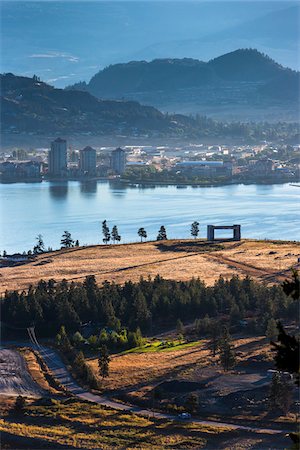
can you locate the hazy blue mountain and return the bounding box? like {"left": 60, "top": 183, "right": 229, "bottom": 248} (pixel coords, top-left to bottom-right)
{"left": 1, "top": 1, "right": 298, "bottom": 89}
{"left": 67, "top": 49, "right": 300, "bottom": 121}
{"left": 0, "top": 73, "right": 196, "bottom": 136}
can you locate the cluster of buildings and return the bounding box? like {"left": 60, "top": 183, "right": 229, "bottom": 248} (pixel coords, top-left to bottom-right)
{"left": 0, "top": 138, "right": 127, "bottom": 181}
{"left": 1, "top": 139, "right": 299, "bottom": 183}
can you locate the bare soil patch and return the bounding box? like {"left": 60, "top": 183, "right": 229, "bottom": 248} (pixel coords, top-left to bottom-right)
{"left": 0, "top": 349, "right": 47, "bottom": 397}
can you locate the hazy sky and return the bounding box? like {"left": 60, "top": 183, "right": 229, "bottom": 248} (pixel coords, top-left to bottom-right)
{"left": 1, "top": 1, "right": 299, "bottom": 86}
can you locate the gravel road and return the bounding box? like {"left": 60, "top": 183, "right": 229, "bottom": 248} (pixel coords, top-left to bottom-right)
{"left": 0, "top": 348, "right": 46, "bottom": 397}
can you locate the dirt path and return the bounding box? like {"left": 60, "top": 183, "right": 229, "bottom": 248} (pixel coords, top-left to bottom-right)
{"left": 204, "top": 252, "right": 293, "bottom": 283}
{"left": 0, "top": 349, "right": 47, "bottom": 397}
{"left": 22, "top": 345, "right": 289, "bottom": 436}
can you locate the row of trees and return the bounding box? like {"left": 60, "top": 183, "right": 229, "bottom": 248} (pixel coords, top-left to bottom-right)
{"left": 1, "top": 221, "right": 201, "bottom": 257}
{"left": 2, "top": 274, "right": 296, "bottom": 341}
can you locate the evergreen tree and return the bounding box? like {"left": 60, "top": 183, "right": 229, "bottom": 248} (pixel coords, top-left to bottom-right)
{"left": 218, "top": 326, "right": 236, "bottom": 371}
{"left": 111, "top": 225, "right": 121, "bottom": 244}
{"left": 14, "top": 395, "right": 26, "bottom": 413}
{"left": 102, "top": 220, "right": 110, "bottom": 244}
{"left": 98, "top": 344, "right": 110, "bottom": 379}
{"left": 73, "top": 351, "right": 87, "bottom": 378}
{"left": 33, "top": 234, "right": 45, "bottom": 254}
{"left": 138, "top": 227, "right": 147, "bottom": 242}
{"left": 61, "top": 231, "right": 74, "bottom": 248}
{"left": 271, "top": 322, "right": 299, "bottom": 385}
{"left": 191, "top": 221, "right": 200, "bottom": 239}
{"left": 266, "top": 318, "right": 278, "bottom": 341}
{"left": 176, "top": 319, "right": 184, "bottom": 338}
{"left": 157, "top": 225, "right": 167, "bottom": 241}
{"left": 185, "top": 393, "right": 199, "bottom": 413}
{"left": 268, "top": 372, "right": 293, "bottom": 415}
{"left": 75, "top": 240, "right": 80, "bottom": 247}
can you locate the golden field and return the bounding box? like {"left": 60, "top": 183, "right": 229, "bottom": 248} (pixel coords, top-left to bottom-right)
{"left": 1, "top": 239, "right": 299, "bottom": 293}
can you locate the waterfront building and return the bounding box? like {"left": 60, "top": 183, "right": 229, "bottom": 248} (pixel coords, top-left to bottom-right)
{"left": 48, "top": 138, "right": 67, "bottom": 177}
{"left": 79, "top": 146, "right": 97, "bottom": 175}
{"left": 111, "top": 147, "right": 126, "bottom": 174}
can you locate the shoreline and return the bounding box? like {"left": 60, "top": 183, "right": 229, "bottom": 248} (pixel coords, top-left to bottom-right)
{"left": 0, "top": 178, "right": 299, "bottom": 187}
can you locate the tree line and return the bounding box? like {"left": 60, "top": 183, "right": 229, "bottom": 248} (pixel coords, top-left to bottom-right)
{"left": 1, "top": 221, "right": 201, "bottom": 256}
{"left": 2, "top": 273, "right": 297, "bottom": 341}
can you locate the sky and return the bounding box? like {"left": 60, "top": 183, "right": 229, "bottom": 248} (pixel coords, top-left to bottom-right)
{"left": 1, "top": 1, "right": 299, "bottom": 87}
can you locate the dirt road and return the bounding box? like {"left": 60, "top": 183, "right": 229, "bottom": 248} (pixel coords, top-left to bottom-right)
{"left": 0, "top": 348, "right": 46, "bottom": 397}
{"left": 33, "top": 345, "right": 288, "bottom": 436}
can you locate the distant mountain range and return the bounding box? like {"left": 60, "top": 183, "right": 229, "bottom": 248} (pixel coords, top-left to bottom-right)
{"left": 0, "top": 73, "right": 198, "bottom": 136}
{"left": 67, "top": 49, "right": 300, "bottom": 121}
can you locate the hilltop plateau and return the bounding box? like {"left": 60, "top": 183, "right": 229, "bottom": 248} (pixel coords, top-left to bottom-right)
{"left": 1, "top": 239, "right": 299, "bottom": 294}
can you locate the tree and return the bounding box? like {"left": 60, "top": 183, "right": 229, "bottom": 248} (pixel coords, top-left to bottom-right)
{"left": 33, "top": 234, "right": 45, "bottom": 254}
{"left": 111, "top": 225, "right": 121, "bottom": 244}
{"left": 3, "top": 250, "right": 7, "bottom": 257}
{"left": 102, "top": 220, "right": 110, "bottom": 244}
{"left": 176, "top": 319, "right": 184, "bottom": 337}
{"left": 266, "top": 318, "right": 278, "bottom": 341}
{"left": 75, "top": 240, "right": 79, "bottom": 247}
{"left": 98, "top": 344, "right": 110, "bottom": 379}
{"left": 268, "top": 372, "right": 293, "bottom": 415}
{"left": 191, "top": 221, "right": 200, "bottom": 239}
{"left": 271, "top": 322, "right": 299, "bottom": 385}
{"left": 61, "top": 231, "right": 74, "bottom": 248}
{"left": 218, "top": 326, "right": 236, "bottom": 371}
{"left": 138, "top": 227, "right": 147, "bottom": 242}
{"left": 14, "top": 395, "right": 26, "bottom": 413}
{"left": 185, "top": 393, "right": 199, "bottom": 413}
{"left": 282, "top": 269, "right": 299, "bottom": 301}
{"left": 72, "top": 331, "right": 84, "bottom": 347}
{"left": 157, "top": 225, "right": 167, "bottom": 241}
{"left": 73, "top": 351, "right": 87, "bottom": 378}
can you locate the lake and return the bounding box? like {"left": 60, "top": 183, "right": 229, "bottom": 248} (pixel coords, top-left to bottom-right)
{"left": 1, "top": 181, "right": 299, "bottom": 254}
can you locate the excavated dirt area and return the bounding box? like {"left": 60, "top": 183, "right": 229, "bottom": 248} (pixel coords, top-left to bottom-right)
{"left": 0, "top": 348, "right": 46, "bottom": 397}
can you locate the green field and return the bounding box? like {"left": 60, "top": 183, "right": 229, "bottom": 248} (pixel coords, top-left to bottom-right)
{"left": 121, "top": 340, "right": 202, "bottom": 354}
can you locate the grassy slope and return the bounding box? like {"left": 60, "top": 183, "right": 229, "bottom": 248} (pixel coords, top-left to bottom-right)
{"left": 0, "top": 398, "right": 288, "bottom": 450}
{"left": 1, "top": 239, "right": 299, "bottom": 293}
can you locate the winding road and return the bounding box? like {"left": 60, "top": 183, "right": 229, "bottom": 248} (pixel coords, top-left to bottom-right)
{"left": 32, "top": 344, "right": 289, "bottom": 436}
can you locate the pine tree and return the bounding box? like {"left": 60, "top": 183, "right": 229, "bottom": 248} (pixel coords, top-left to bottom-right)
{"left": 138, "top": 227, "right": 147, "bottom": 242}
{"left": 61, "top": 231, "right": 74, "bottom": 248}
{"left": 98, "top": 344, "right": 110, "bottom": 379}
{"left": 191, "top": 221, "right": 200, "bottom": 239}
{"left": 111, "top": 225, "right": 121, "bottom": 244}
{"left": 218, "top": 326, "right": 236, "bottom": 371}
{"left": 75, "top": 240, "right": 79, "bottom": 247}
{"left": 33, "top": 234, "right": 45, "bottom": 254}
{"left": 14, "top": 395, "right": 26, "bottom": 413}
{"left": 266, "top": 318, "right": 278, "bottom": 341}
{"left": 176, "top": 319, "right": 184, "bottom": 337}
{"left": 268, "top": 372, "right": 293, "bottom": 415}
{"left": 271, "top": 322, "right": 299, "bottom": 385}
{"left": 102, "top": 220, "right": 110, "bottom": 244}
{"left": 185, "top": 393, "right": 199, "bottom": 413}
{"left": 157, "top": 225, "right": 167, "bottom": 241}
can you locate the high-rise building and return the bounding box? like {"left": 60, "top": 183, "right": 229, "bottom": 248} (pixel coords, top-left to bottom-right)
{"left": 79, "top": 146, "right": 97, "bottom": 175}
{"left": 111, "top": 147, "right": 126, "bottom": 174}
{"left": 48, "top": 138, "right": 67, "bottom": 177}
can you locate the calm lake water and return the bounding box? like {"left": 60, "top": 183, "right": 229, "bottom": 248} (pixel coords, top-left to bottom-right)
{"left": 1, "top": 181, "right": 299, "bottom": 253}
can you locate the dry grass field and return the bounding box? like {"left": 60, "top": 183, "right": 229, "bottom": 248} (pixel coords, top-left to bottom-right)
{"left": 0, "top": 397, "right": 288, "bottom": 450}
{"left": 87, "top": 336, "right": 271, "bottom": 395}
{"left": 1, "top": 239, "right": 300, "bottom": 293}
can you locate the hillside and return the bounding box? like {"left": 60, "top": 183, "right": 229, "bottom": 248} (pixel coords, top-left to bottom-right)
{"left": 0, "top": 73, "right": 194, "bottom": 136}
{"left": 68, "top": 49, "right": 300, "bottom": 121}
{"left": 1, "top": 239, "right": 299, "bottom": 294}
